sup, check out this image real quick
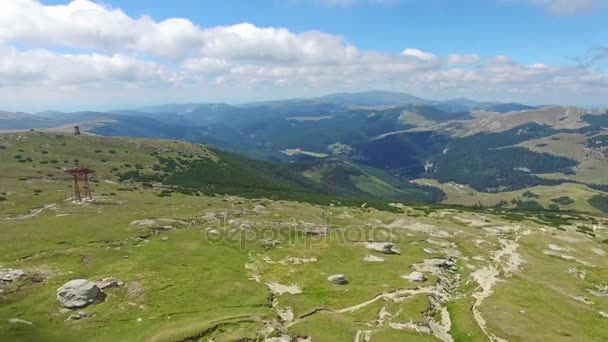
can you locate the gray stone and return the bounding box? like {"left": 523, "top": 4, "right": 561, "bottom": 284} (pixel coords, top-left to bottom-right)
{"left": 328, "top": 274, "right": 347, "bottom": 285}
{"left": 57, "top": 279, "right": 100, "bottom": 308}
{"left": 363, "top": 255, "right": 384, "bottom": 262}
{"left": 366, "top": 242, "right": 400, "bottom": 255}
{"left": 0, "top": 268, "right": 26, "bottom": 283}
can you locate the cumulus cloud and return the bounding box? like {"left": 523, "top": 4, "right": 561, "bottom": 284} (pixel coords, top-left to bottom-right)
{"left": 402, "top": 48, "right": 438, "bottom": 61}
{"left": 0, "top": 0, "right": 606, "bottom": 109}
{"left": 0, "top": 44, "right": 174, "bottom": 87}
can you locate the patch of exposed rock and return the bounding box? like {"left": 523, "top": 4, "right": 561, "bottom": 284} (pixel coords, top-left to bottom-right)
{"left": 95, "top": 277, "right": 124, "bottom": 290}
{"left": 57, "top": 279, "right": 101, "bottom": 309}
{"left": 266, "top": 282, "right": 302, "bottom": 295}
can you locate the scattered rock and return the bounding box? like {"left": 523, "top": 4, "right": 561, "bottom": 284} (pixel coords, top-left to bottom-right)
{"left": 403, "top": 271, "right": 427, "bottom": 282}
{"left": 423, "top": 247, "right": 436, "bottom": 254}
{"left": 327, "top": 274, "right": 348, "bottom": 285}
{"left": 128, "top": 219, "right": 188, "bottom": 230}
{"left": 0, "top": 268, "right": 26, "bottom": 283}
{"left": 95, "top": 277, "right": 124, "bottom": 290}
{"left": 57, "top": 279, "right": 101, "bottom": 308}
{"left": 366, "top": 242, "right": 400, "bottom": 255}
{"left": 363, "top": 255, "right": 385, "bottom": 262}
{"left": 600, "top": 312, "right": 608, "bottom": 319}
{"left": 160, "top": 236, "right": 169, "bottom": 241}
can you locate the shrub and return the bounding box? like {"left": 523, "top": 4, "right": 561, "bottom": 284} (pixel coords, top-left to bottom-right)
{"left": 41, "top": 150, "right": 49, "bottom": 154}
{"left": 108, "top": 150, "right": 117, "bottom": 154}
{"left": 522, "top": 190, "right": 540, "bottom": 199}
{"left": 551, "top": 196, "right": 574, "bottom": 205}
{"left": 14, "top": 154, "right": 22, "bottom": 159}
{"left": 0, "top": 196, "right": 6, "bottom": 201}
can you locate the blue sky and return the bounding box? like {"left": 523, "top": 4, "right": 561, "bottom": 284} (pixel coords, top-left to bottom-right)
{"left": 45, "top": 0, "right": 607, "bottom": 65}
{"left": 0, "top": 0, "right": 607, "bottom": 111}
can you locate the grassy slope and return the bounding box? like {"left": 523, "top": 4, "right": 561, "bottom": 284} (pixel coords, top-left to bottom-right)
{"left": 415, "top": 179, "right": 607, "bottom": 214}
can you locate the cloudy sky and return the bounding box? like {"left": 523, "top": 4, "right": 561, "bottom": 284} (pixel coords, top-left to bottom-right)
{"left": 1, "top": 0, "right": 607, "bottom": 112}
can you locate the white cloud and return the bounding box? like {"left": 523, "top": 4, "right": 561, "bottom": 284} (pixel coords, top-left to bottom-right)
{"left": 446, "top": 54, "right": 481, "bottom": 65}
{"left": 0, "top": 0, "right": 605, "bottom": 110}
{"left": 0, "top": 44, "right": 174, "bottom": 87}
{"left": 402, "top": 48, "right": 438, "bottom": 61}
{"left": 515, "top": 0, "right": 607, "bottom": 15}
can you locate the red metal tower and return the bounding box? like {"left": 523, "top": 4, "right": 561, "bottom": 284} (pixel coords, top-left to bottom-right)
{"left": 65, "top": 167, "right": 95, "bottom": 202}
{"left": 327, "top": 175, "right": 336, "bottom": 195}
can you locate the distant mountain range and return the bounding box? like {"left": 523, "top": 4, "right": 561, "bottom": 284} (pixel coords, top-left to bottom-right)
{"left": 1, "top": 90, "right": 606, "bottom": 207}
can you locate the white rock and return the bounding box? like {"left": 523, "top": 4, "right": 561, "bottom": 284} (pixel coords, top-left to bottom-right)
{"left": 327, "top": 274, "right": 347, "bottom": 284}
{"left": 403, "top": 271, "right": 427, "bottom": 282}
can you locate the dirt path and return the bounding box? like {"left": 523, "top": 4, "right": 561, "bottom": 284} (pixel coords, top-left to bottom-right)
{"left": 469, "top": 228, "right": 528, "bottom": 342}
{"left": 4, "top": 203, "right": 56, "bottom": 220}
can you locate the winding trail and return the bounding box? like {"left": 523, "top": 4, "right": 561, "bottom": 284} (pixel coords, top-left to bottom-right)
{"left": 470, "top": 230, "right": 528, "bottom": 342}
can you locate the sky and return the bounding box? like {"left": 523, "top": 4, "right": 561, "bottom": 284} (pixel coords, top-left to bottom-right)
{"left": 0, "top": 0, "right": 607, "bottom": 112}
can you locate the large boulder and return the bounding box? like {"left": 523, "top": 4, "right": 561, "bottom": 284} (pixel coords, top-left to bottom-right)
{"left": 57, "top": 279, "right": 100, "bottom": 308}
{"left": 327, "top": 274, "right": 348, "bottom": 285}
{"left": 366, "top": 242, "right": 400, "bottom": 255}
